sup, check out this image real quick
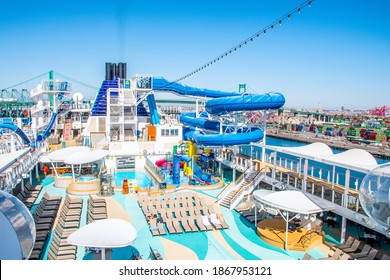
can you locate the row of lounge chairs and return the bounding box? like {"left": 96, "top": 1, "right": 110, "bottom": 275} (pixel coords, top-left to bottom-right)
{"left": 138, "top": 192, "right": 228, "bottom": 236}
{"left": 87, "top": 195, "right": 107, "bottom": 224}
{"left": 237, "top": 206, "right": 269, "bottom": 223}
{"left": 47, "top": 195, "right": 83, "bottom": 260}
{"left": 17, "top": 182, "right": 42, "bottom": 208}
{"left": 29, "top": 193, "right": 62, "bottom": 260}
{"left": 303, "top": 236, "right": 389, "bottom": 260}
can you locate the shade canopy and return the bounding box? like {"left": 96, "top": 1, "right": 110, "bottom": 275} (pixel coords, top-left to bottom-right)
{"left": 64, "top": 149, "right": 108, "bottom": 165}
{"left": 67, "top": 219, "right": 137, "bottom": 248}
{"left": 266, "top": 142, "right": 378, "bottom": 172}
{"left": 253, "top": 189, "right": 333, "bottom": 215}
{"left": 47, "top": 146, "right": 90, "bottom": 162}
{"left": 0, "top": 148, "right": 30, "bottom": 173}
{"left": 322, "top": 149, "right": 378, "bottom": 171}
{"left": 268, "top": 142, "right": 333, "bottom": 159}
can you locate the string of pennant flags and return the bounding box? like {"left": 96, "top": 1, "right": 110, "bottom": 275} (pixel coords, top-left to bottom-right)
{"left": 169, "top": 0, "right": 315, "bottom": 85}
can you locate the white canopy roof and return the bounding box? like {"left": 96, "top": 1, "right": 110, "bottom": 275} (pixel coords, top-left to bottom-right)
{"left": 268, "top": 142, "right": 333, "bottom": 159}
{"left": 253, "top": 189, "right": 333, "bottom": 215}
{"left": 266, "top": 142, "right": 378, "bottom": 172}
{"left": 64, "top": 149, "right": 108, "bottom": 165}
{"left": 0, "top": 148, "right": 30, "bottom": 173}
{"left": 322, "top": 149, "right": 378, "bottom": 171}
{"left": 47, "top": 146, "right": 90, "bottom": 162}
{"left": 67, "top": 219, "right": 137, "bottom": 248}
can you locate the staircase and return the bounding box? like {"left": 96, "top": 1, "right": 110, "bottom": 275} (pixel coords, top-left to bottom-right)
{"left": 91, "top": 80, "right": 119, "bottom": 116}
{"left": 218, "top": 168, "right": 264, "bottom": 209}
{"left": 63, "top": 122, "right": 72, "bottom": 141}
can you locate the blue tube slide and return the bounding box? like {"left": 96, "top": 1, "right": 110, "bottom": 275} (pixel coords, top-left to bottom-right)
{"left": 153, "top": 77, "right": 285, "bottom": 146}
{"left": 146, "top": 93, "right": 160, "bottom": 125}
{"left": 205, "top": 92, "right": 285, "bottom": 115}
{"left": 184, "top": 129, "right": 264, "bottom": 146}
{"left": 0, "top": 123, "right": 31, "bottom": 145}
{"left": 173, "top": 155, "right": 181, "bottom": 185}
{"left": 153, "top": 77, "right": 240, "bottom": 98}
{"left": 36, "top": 112, "right": 58, "bottom": 142}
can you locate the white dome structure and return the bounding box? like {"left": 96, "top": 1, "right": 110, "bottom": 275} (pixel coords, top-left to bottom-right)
{"left": 359, "top": 163, "right": 390, "bottom": 228}
{"left": 0, "top": 190, "right": 36, "bottom": 260}
{"left": 72, "top": 92, "right": 84, "bottom": 102}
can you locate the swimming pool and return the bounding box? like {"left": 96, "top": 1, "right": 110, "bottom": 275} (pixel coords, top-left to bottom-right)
{"left": 59, "top": 173, "right": 73, "bottom": 178}
{"left": 115, "top": 171, "right": 152, "bottom": 189}
{"left": 76, "top": 175, "right": 96, "bottom": 182}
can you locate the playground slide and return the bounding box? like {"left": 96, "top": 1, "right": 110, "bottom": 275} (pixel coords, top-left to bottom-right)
{"left": 0, "top": 123, "right": 31, "bottom": 145}
{"left": 36, "top": 112, "right": 57, "bottom": 142}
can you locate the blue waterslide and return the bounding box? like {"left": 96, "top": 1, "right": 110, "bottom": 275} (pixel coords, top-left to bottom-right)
{"left": 153, "top": 77, "right": 240, "bottom": 98}
{"left": 0, "top": 123, "right": 31, "bottom": 145}
{"left": 146, "top": 93, "right": 160, "bottom": 125}
{"left": 152, "top": 77, "right": 285, "bottom": 146}
{"left": 36, "top": 112, "right": 57, "bottom": 142}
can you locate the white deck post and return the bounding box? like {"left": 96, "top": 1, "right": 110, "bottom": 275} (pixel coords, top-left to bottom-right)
{"left": 261, "top": 111, "right": 267, "bottom": 162}
{"left": 302, "top": 159, "right": 308, "bottom": 192}
{"left": 340, "top": 169, "right": 351, "bottom": 244}
{"left": 331, "top": 165, "right": 336, "bottom": 203}
{"left": 285, "top": 211, "right": 289, "bottom": 250}
{"left": 29, "top": 170, "right": 33, "bottom": 185}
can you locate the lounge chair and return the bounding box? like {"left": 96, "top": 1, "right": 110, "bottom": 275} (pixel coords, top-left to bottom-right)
{"left": 380, "top": 254, "right": 390, "bottom": 260}
{"left": 302, "top": 253, "right": 314, "bottom": 260}
{"left": 195, "top": 216, "right": 207, "bottom": 231}
{"left": 342, "top": 240, "right": 361, "bottom": 253}
{"left": 335, "top": 236, "right": 355, "bottom": 250}
{"left": 165, "top": 218, "right": 177, "bottom": 234}
{"left": 349, "top": 244, "right": 372, "bottom": 259}
{"left": 201, "top": 215, "right": 213, "bottom": 230}
{"left": 338, "top": 253, "right": 351, "bottom": 260}
{"left": 171, "top": 218, "right": 184, "bottom": 233}
{"left": 217, "top": 215, "right": 229, "bottom": 229}
{"left": 209, "top": 213, "right": 223, "bottom": 230}
{"left": 149, "top": 218, "right": 160, "bottom": 236}
{"left": 179, "top": 217, "right": 192, "bottom": 232}
{"left": 182, "top": 217, "right": 197, "bottom": 232}
{"left": 320, "top": 248, "right": 344, "bottom": 260}
{"left": 355, "top": 248, "right": 378, "bottom": 260}
{"left": 157, "top": 222, "right": 167, "bottom": 235}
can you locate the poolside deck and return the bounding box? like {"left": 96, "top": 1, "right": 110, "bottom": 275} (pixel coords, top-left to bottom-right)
{"left": 257, "top": 218, "right": 324, "bottom": 251}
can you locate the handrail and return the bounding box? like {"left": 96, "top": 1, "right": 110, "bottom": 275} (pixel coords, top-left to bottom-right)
{"left": 228, "top": 170, "right": 260, "bottom": 203}
{"left": 216, "top": 181, "right": 233, "bottom": 199}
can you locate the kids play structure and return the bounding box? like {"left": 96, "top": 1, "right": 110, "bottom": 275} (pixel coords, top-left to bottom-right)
{"left": 151, "top": 77, "right": 285, "bottom": 186}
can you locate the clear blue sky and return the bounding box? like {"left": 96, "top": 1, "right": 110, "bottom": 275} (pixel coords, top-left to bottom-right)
{"left": 0, "top": 0, "right": 389, "bottom": 109}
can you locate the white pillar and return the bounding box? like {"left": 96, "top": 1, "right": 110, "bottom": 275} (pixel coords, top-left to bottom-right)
{"left": 340, "top": 169, "right": 351, "bottom": 244}
{"left": 285, "top": 212, "right": 289, "bottom": 250}
{"left": 35, "top": 164, "right": 39, "bottom": 178}
{"left": 10, "top": 134, "right": 15, "bottom": 153}
{"left": 331, "top": 165, "right": 336, "bottom": 203}
{"left": 21, "top": 178, "right": 25, "bottom": 192}
{"left": 302, "top": 159, "right": 308, "bottom": 192}
{"left": 261, "top": 111, "right": 267, "bottom": 162}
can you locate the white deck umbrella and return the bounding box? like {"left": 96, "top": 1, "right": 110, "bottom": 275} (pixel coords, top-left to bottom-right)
{"left": 47, "top": 146, "right": 90, "bottom": 162}
{"left": 47, "top": 147, "right": 90, "bottom": 177}
{"left": 253, "top": 189, "right": 333, "bottom": 250}
{"left": 67, "top": 219, "right": 137, "bottom": 260}
{"left": 63, "top": 149, "right": 108, "bottom": 181}
{"left": 63, "top": 149, "right": 108, "bottom": 165}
